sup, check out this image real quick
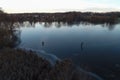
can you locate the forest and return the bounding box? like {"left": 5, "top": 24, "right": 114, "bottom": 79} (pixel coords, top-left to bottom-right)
{"left": 0, "top": 9, "right": 120, "bottom": 24}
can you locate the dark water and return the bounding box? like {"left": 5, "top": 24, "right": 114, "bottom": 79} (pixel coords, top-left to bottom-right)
{"left": 1, "top": 22, "right": 120, "bottom": 79}
{"left": 18, "top": 22, "right": 120, "bottom": 58}
{"left": 16, "top": 22, "right": 120, "bottom": 79}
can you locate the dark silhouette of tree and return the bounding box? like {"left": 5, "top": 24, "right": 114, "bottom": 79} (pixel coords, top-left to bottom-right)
{"left": 0, "top": 9, "right": 119, "bottom": 24}
{"left": 0, "top": 22, "right": 21, "bottom": 49}
{"left": 0, "top": 7, "right": 5, "bottom": 13}
{"left": 8, "top": 12, "right": 119, "bottom": 24}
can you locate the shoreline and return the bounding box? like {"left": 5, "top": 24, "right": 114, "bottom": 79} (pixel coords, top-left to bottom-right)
{"left": 18, "top": 47, "right": 103, "bottom": 80}
{"left": 0, "top": 47, "right": 103, "bottom": 80}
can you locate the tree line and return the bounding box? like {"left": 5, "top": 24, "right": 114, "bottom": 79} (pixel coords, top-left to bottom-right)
{"left": 0, "top": 9, "right": 120, "bottom": 24}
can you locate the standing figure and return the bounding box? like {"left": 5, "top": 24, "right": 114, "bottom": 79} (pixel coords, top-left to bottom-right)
{"left": 42, "top": 41, "right": 45, "bottom": 47}
{"left": 81, "top": 42, "right": 84, "bottom": 51}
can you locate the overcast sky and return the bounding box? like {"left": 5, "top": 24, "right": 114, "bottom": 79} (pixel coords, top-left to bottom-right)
{"left": 0, "top": 0, "right": 120, "bottom": 13}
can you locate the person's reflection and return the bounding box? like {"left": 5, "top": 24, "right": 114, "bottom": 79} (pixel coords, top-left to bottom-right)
{"left": 81, "top": 42, "right": 84, "bottom": 52}
{"left": 41, "top": 41, "right": 45, "bottom": 47}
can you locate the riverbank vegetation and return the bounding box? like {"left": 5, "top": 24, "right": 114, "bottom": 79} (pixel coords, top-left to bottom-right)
{"left": 0, "top": 22, "right": 20, "bottom": 49}
{"left": 0, "top": 48, "right": 98, "bottom": 80}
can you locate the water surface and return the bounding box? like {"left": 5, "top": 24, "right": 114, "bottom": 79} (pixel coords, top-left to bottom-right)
{"left": 17, "top": 22, "right": 120, "bottom": 79}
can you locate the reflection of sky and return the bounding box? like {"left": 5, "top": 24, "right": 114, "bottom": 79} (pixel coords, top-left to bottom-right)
{"left": 0, "top": 0, "right": 120, "bottom": 13}
{"left": 18, "top": 22, "right": 120, "bottom": 54}
{"left": 18, "top": 22, "right": 120, "bottom": 77}
{"left": 14, "top": 22, "right": 120, "bottom": 80}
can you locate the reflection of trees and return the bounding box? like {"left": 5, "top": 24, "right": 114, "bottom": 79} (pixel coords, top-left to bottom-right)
{"left": 106, "top": 23, "right": 115, "bottom": 31}
{"left": 13, "top": 21, "right": 36, "bottom": 28}
{"left": 22, "top": 21, "right": 36, "bottom": 27}
{"left": 102, "top": 23, "right": 116, "bottom": 31}
{"left": 43, "top": 22, "right": 52, "bottom": 28}
{"left": 41, "top": 21, "right": 116, "bottom": 30}
{"left": 0, "top": 21, "right": 117, "bottom": 49}
{"left": 11, "top": 21, "right": 117, "bottom": 31}
{"left": 7, "top": 20, "right": 117, "bottom": 30}
{"left": 0, "top": 22, "right": 21, "bottom": 48}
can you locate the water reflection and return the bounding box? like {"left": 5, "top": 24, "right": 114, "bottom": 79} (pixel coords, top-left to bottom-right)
{"left": 0, "top": 21, "right": 118, "bottom": 49}
{"left": 41, "top": 41, "right": 45, "bottom": 47}
{"left": 15, "top": 21, "right": 117, "bottom": 31}
{"left": 81, "top": 42, "right": 84, "bottom": 52}
{"left": 44, "top": 22, "right": 52, "bottom": 28}
{"left": 101, "top": 23, "right": 116, "bottom": 31}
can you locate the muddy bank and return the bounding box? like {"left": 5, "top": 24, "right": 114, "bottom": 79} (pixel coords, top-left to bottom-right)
{"left": 0, "top": 48, "right": 103, "bottom": 80}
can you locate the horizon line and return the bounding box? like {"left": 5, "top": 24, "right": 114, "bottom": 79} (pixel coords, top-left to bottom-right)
{"left": 7, "top": 11, "right": 120, "bottom": 14}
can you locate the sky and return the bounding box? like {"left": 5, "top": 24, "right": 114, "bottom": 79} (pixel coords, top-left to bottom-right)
{"left": 0, "top": 0, "right": 120, "bottom": 13}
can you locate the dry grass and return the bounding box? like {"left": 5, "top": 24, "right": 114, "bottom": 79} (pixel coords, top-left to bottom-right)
{"left": 0, "top": 48, "right": 98, "bottom": 80}
{"left": 0, "top": 48, "right": 51, "bottom": 80}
